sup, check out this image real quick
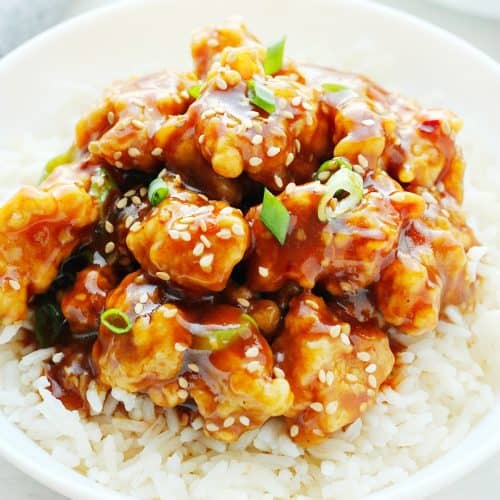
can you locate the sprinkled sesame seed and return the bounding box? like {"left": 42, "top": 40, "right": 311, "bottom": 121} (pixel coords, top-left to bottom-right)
{"left": 199, "top": 219, "right": 207, "bottom": 232}
{"left": 132, "top": 119, "right": 145, "bottom": 129}
{"left": 134, "top": 303, "right": 144, "bottom": 314}
{"left": 116, "top": 197, "right": 128, "bottom": 209}
{"left": 177, "top": 389, "right": 188, "bottom": 399}
{"left": 245, "top": 346, "right": 259, "bottom": 358}
{"left": 156, "top": 271, "right": 171, "bottom": 281}
{"left": 105, "top": 242, "right": 115, "bottom": 254}
{"left": 318, "top": 369, "right": 326, "bottom": 383}
{"left": 357, "top": 351, "right": 370, "bottom": 362}
{"left": 163, "top": 307, "right": 177, "bottom": 318}
{"left": 365, "top": 363, "right": 377, "bottom": 373}
{"left": 215, "top": 77, "right": 228, "bottom": 90}
{"left": 346, "top": 373, "right": 357, "bottom": 382}
{"left": 180, "top": 231, "right": 192, "bottom": 242}
{"left": 326, "top": 371, "right": 334, "bottom": 386}
{"left": 290, "top": 425, "right": 299, "bottom": 437}
{"left": 201, "top": 109, "right": 216, "bottom": 120}
{"left": 107, "top": 111, "right": 115, "bottom": 125}
{"left": 358, "top": 154, "right": 369, "bottom": 168}
{"left": 128, "top": 147, "right": 141, "bottom": 158}
{"left": 175, "top": 343, "right": 187, "bottom": 352}
{"left": 152, "top": 147, "right": 163, "bottom": 157}
{"left": 273, "top": 367, "right": 285, "bottom": 378}
{"left": 8, "top": 279, "right": 21, "bottom": 291}
{"left": 125, "top": 215, "right": 135, "bottom": 229}
{"left": 285, "top": 152, "right": 295, "bottom": 166}
{"left": 104, "top": 221, "right": 114, "bottom": 233}
{"left": 305, "top": 299, "right": 319, "bottom": 311}
{"left": 199, "top": 253, "right": 214, "bottom": 270}
{"left": 112, "top": 151, "right": 122, "bottom": 160}
{"left": 274, "top": 175, "right": 284, "bottom": 188}
{"left": 169, "top": 229, "right": 180, "bottom": 240}
{"left": 276, "top": 352, "right": 284, "bottom": 363}
{"left": 178, "top": 377, "right": 189, "bottom": 389}
{"left": 206, "top": 422, "right": 220, "bottom": 432}
{"left": 223, "top": 416, "right": 235, "bottom": 428}
{"left": 368, "top": 374, "right": 377, "bottom": 389}
{"left": 232, "top": 224, "right": 244, "bottom": 236}
{"left": 249, "top": 156, "right": 263, "bottom": 167}
{"left": 258, "top": 266, "right": 269, "bottom": 278}
{"left": 220, "top": 206, "right": 233, "bottom": 215}
{"left": 237, "top": 297, "right": 250, "bottom": 308}
{"left": 294, "top": 139, "right": 301, "bottom": 153}
{"left": 325, "top": 401, "right": 338, "bottom": 415}
{"left": 267, "top": 146, "right": 281, "bottom": 158}
{"left": 115, "top": 161, "right": 123, "bottom": 168}
{"left": 216, "top": 229, "right": 232, "bottom": 239}
{"left": 52, "top": 352, "right": 64, "bottom": 364}
{"left": 193, "top": 242, "right": 205, "bottom": 256}
{"left": 131, "top": 196, "right": 141, "bottom": 205}
{"left": 188, "top": 363, "right": 199, "bottom": 373}
{"left": 251, "top": 134, "right": 263, "bottom": 145}
{"left": 239, "top": 416, "right": 250, "bottom": 427}
{"left": 282, "top": 111, "right": 294, "bottom": 120}
{"left": 200, "top": 235, "right": 211, "bottom": 247}
{"left": 198, "top": 134, "right": 205, "bottom": 144}
{"left": 340, "top": 333, "right": 351, "bottom": 345}
{"left": 246, "top": 361, "right": 261, "bottom": 373}
{"left": 129, "top": 221, "right": 142, "bottom": 233}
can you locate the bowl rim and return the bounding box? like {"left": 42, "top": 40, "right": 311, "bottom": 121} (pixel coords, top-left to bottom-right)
{"left": 0, "top": 0, "right": 499, "bottom": 499}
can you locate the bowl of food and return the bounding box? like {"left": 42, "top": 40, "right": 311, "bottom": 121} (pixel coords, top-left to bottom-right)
{"left": 0, "top": 0, "right": 499, "bottom": 498}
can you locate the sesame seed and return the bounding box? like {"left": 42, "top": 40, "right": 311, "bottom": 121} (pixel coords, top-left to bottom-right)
{"left": 115, "top": 161, "right": 123, "bottom": 168}
{"left": 249, "top": 156, "right": 263, "bottom": 167}
{"left": 325, "top": 401, "right": 338, "bottom": 415}
{"left": 237, "top": 297, "right": 250, "bottom": 308}
{"left": 362, "top": 119, "right": 375, "bottom": 126}
{"left": 368, "top": 374, "right": 377, "bottom": 388}
{"left": 163, "top": 307, "right": 177, "bottom": 318}
{"left": 107, "top": 111, "right": 115, "bottom": 125}
{"left": 52, "top": 352, "right": 64, "bottom": 364}
{"left": 285, "top": 152, "right": 295, "bottom": 166}
{"left": 175, "top": 343, "right": 187, "bottom": 352}
{"left": 124, "top": 215, "right": 135, "bottom": 229}
{"left": 305, "top": 114, "right": 314, "bottom": 126}
{"left": 358, "top": 154, "right": 369, "bottom": 168}
{"left": 169, "top": 229, "right": 180, "bottom": 240}
{"left": 245, "top": 346, "right": 259, "bottom": 358}
{"left": 215, "top": 77, "right": 228, "bottom": 90}
{"left": 134, "top": 303, "right": 144, "bottom": 314}
{"left": 129, "top": 221, "right": 142, "bottom": 232}
{"left": 273, "top": 367, "right": 285, "bottom": 378}
{"left": 199, "top": 253, "right": 214, "bottom": 270}
{"left": 290, "top": 425, "right": 299, "bottom": 437}
{"left": 177, "top": 389, "right": 188, "bottom": 399}
{"left": 310, "top": 402, "right": 324, "bottom": 412}
{"left": 231, "top": 224, "right": 244, "bottom": 236}
{"left": 188, "top": 363, "right": 199, "bottom": 373}
{"left": 8, "top": 279, "right": 21, "bottom": 291}
{"left": 239, "top": 416, "right": 250, "bottom": 427}
{"left": 276, "top": 352, "right": 284, "bottom": 363}
{"left": 132, "top": 119, "right": 145, "bottom": 129}
{"left": 128, "top": 147, "right": 141, "bottom": 158}
{"left": 198, "top": 134, "right": 205, "bottom": 144}
{"left": 105, "top": 242, "right": 115, "bottom": 254}
{"left": 216, "top": 229, "right": 232, "bottom": 239}
{"left": 223, "top": 416, "right": 235, "bottom": 428}
{"left": 258, "top": 266, "right": 269, "bottom": 278}
{"left": 220, "top": 206, "right": 233, "bottom": 215}
{"left": 180, "top": 231, "right": 192, "bottom": 242}
{"left": 193, "top": 242, "right": 205, "bottom": 256}
{"left": 113, "top": 151, "right": 122, "bottom": 160}
{"left": 124, "top": 189, "right": 136, "bottom": 198}
{"left": 305, "top": 299, "right": 319, "bottom": 311}
{"left": 313, "top": 429, "right": 323, "bottom": 437}
{"left": 152, "top": 147, "right": 163, "bottom": 157}
{"left": 340, "top": 333, "right": 350, "bottom": 345}
{"left": 357, "top": 352, "right": 370, "bottom": 362}
{"left": 326, "top": 371, "right": 334, "bottom": 386}
{"left": 246, "top": 361, "right": 261, "bottom": 373}
{"left": 267, "top": 146, "right": 281, "bottom": 158}
{"left": 156, "top": 271, "right": 171, "bottom": 281}
{"left": 199, "top": 219, "right": 207, "bottom": 232}
{"left": 201, "top": 109, "right": 216, "bottom": 120}
{"left": 282, "top": 111, "right": 294, "bottom": 120}
{"left": 251, "top": 134, "right": 263, "bottom": 145}
{"left": 116, "top": 197, "right": 128, "bottom": 209}
{"left": 200, "top": 235, "right": 211, "bottom": 247}
{"left": 274, "top": 175, "right": 284, "bottom": 188}
{"left": 104, "top": 221, "right": 114, "bottom": 233}
{"left": 346, "top": 373, "right": 357, "bottom": 382}
{"left": 178, "top": 377, "right": 189, "bottom": 389}
{"left": 365, "top": 363, "right": 377, "bottom": 373}
{"left": 318, "top": 369, "right": 326, "bottom": 383}
{"left": 131, "top": 195, "right": 141, "bottom": 205}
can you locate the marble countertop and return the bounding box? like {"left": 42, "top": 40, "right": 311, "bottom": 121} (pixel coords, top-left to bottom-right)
{"left": 0, "top": 0, "right": 498, "bottom": 498}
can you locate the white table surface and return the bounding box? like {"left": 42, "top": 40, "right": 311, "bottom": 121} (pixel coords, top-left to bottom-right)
{"left": 0, "top": 0, "right": 498, "bottom": 498}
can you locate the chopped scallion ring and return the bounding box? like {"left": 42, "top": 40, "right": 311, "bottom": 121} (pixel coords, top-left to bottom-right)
{"left": 259, "top": 188, "right": 290, "bottom": 245}
{"left": 322, "top": 82, "right": 350, "bottom": 93}
{"left": 315, "top": 156, "right": 352, "bottom": 181}
{"left": 100, "top": 308, "right": 132, "bottom": 335}
{"left": 188, "top": 84, "right": 202, "bottom": 99}
{"left": 148, "top": 178, "right": 170, "bottom": 206}
{"left": 39, "top": 145, "right": 76, "bottom": 184}
{"left": 317, "top": 168, "right": 364, "bottom": 222}
{"left": 247, "top": 80, "right": 276, "bottom": 114}
{"left": 264, "top": 36, "right": 286, "bottom": 75}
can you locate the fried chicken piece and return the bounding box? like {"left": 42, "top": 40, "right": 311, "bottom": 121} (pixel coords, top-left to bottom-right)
{"left": 187, "top": 305, "right": 293, "bottom": 442}
{"left": 0, "top": 164, "right": 99, "bottom": 324}
{"left": 273, "top": 293, "right": 394, "bottom": 446}
{"left": 76, "top": 71, "right": 197, "bottom": 172}
{"left": 374, "top": 190, "right": 473, "bottom": 335}
{"left": 126, "top": 176, "right": 250, "bottom": 292}
{"left": 93, "top": 271, "right": 192, "bottom": 407}
{"left": 61, "top": 265, "right": 117, "bottom": 333}
{"left": 246, "top": 170, "right": 424, "bottom": 295}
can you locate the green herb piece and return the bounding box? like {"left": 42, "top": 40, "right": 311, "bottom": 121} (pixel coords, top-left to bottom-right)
{"left": 247, "top": 80, "right": 276, "bottom": 114}
{"left": 34, "top": 293, "right": 66, "bottom": 347}
{"left": 259, "top": 188, "right": 290, "bottom": 245}
{"left": 39, "top": 146, "right": 76, "bottom": 183}
{"left": 147, "top": 178, "right": 170, "bottom": 206}
{"left": 100, "top": 308, "right": 132, "bottom": 335}
{"left": 264, "top": 36, "right": 286, "bottom": 75}
{"left": 188, "top": 84, "right": 202, "bottom": 99}
{"left": 89, "top": 167, "right": 118, "bottom": 217}
{"left": 315, "top": 156, "right": 353, "bottom": 181}
{"left": 322, "top": 82, "right": 350, "bottom": 93}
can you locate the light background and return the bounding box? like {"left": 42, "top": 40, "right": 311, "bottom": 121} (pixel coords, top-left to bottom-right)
{"left": 0, "top": 0, "right": 498, "bottom": 498}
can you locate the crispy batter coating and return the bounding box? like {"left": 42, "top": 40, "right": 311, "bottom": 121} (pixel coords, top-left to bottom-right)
{"left": 93, "top": 272, "right": 192, "bottom": 407}
{"left": 274, "top": 293, "right": 394, "bottom": 446}
{"left": 61, "top": 265, "right": 117, "bottom": 333}
{"left": 126, "top": 177, "right": 250, "bottom": 292}
{"left": 76, "top": 71, "right": 197, "bottom": 172}
{"left": 246, "top": 170, "right": 424, "bottom": 295}
{"left": 0, "top": 165, "right": 98, "bottom": 324}
{"left": 187, "top": 305, "right": 293, "bottom": 442}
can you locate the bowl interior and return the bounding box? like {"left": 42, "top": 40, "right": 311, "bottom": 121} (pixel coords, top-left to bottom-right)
{"left": 0, "top": 0, "right": 499, "bottom": 498}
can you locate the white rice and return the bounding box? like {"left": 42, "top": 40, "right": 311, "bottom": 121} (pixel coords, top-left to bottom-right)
{"left": 0, "top": 88, "right": 499, "bottom": 499}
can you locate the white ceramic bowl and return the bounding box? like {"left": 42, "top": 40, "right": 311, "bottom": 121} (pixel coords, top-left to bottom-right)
{"left": 0, "top": 0, "right": 499, "bottom": 498}
{"left": 429, "top": 0, "right": 500, "bottom": 18}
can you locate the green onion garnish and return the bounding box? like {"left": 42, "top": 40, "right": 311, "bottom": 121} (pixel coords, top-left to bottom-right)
{"left": 39, "top": 145, "right": 76, "bottom": 184}
{"left": 192, "top": 314, "right": 257, "bottom": 351}
{"left": 247, "top": 80, "right": 276, "bottom": 114}
{"left": 148, "top": 178, "right": 170, "bottom": 206}
{"left": 89, "top": 167, "right": 118, "bottom": 217}
{"left": 322, "top": 83, "right": 350, "bottom": 93}
{"left": 315, "top": 156, "right": 352, "bottom": 181}
{"left": 317, "top": 167, "right": 364, "bottom": 222}
{"left": 100, "top": 308, "right": 132, "bottom": 335}
{"left": 34, "top": 293, "right": 66, "bottom": 348}
{"left": 264, "top": 36, "right": 286, "bottom": 75}
{"left": 188, "top": 84, "right": 202, "bottom": 99}
{"left": 259, "top": 188, "right": 290, "bottom": 245}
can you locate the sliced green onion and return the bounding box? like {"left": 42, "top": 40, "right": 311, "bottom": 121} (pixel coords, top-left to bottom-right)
{"left": 148, "top": 178, "right": 170, "bottom": 206}
{"left": 52, "top": 247, "right": 93, "bottom": 290}
{"left": 248, "top": 80, "right": 276, "bottom": 114}
{"left": 39, "top": 146, "right": 76, "bottom": 183}
{"left": 264, "top": 36, "right": 286, "bottom": 75}
{"left": 34, "top": 293, "right": 66, "bottom": 347}
{"left": 89, "top": 167, "right": 118, "bottom": 217}
{"left": 259, "top": 188, "right": 290, "bottom": 245}
{"left": 315, "top": 156, "right": 353, "bottom": 181}
{"left": 322, "top": 82, "right": 350, "bottom": 93}
{"left": 100, "top": 308, "right": 132, "bottom": 335}
{"left": 193, "top": 314, "right": 256, "bottom": 351}
{"left": 317, "top": 168, "right": 364, "bottom": 222}
{"left": 188, "top": 84, "right": 202, "bottom": 99}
